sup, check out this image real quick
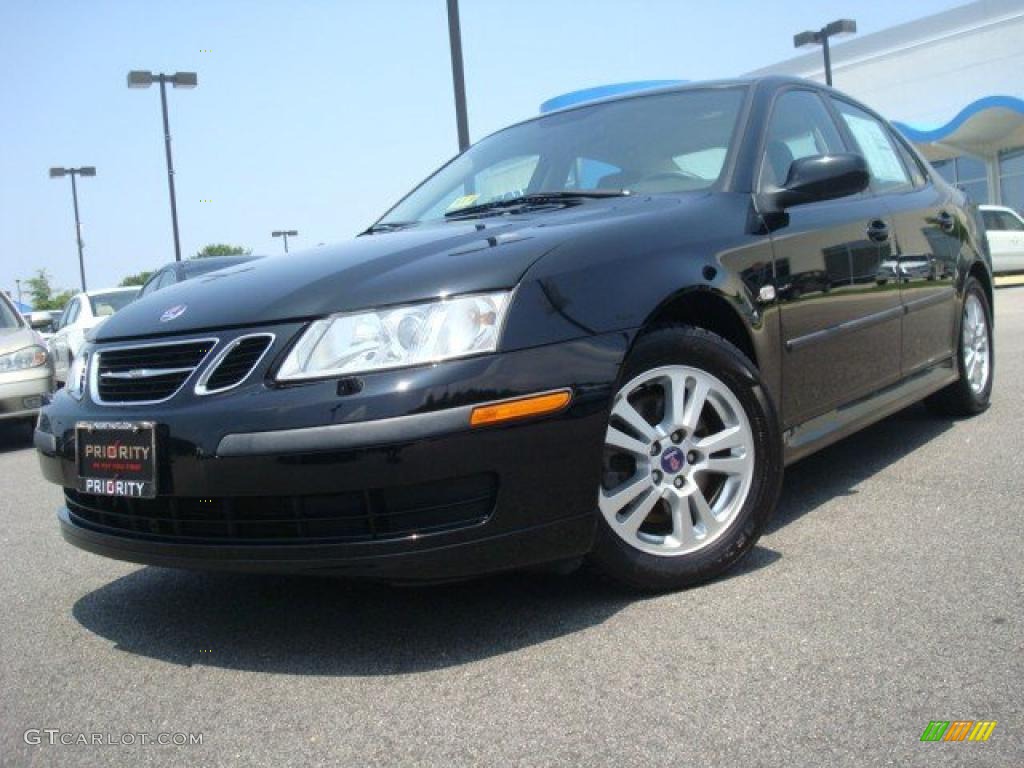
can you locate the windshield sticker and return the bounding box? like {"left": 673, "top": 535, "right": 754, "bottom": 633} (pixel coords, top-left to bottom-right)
{"left": 446, "top": 194, "right": 479, "bottom": 211}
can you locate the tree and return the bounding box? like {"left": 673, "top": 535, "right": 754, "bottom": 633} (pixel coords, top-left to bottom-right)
{"left": 193, "top": 243, "right": 251, "bottom": 259}
{"left": 25, "top": 269, "right": 75, "bottom": 311}
{"left": 119, "top": 271, "right": 153, "bottom": 287}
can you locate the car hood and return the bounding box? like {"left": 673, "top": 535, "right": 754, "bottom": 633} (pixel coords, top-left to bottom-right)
{"left": 0, "top": 325, "right": 41, "bottom": 355}
{"left": 95, "top": 196, "right": 686, "bottom": 341}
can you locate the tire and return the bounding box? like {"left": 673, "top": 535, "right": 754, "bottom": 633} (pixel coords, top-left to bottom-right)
{"left": 925, "top": 276, "right": 993, "bottom": 417}
{"left": 590, "top": 325, "right": 783, "bottom": 592}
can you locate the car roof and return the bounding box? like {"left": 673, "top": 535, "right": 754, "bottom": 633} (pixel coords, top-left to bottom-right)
{"left": 536, "top": 75, "right": 816, "bottom": 116}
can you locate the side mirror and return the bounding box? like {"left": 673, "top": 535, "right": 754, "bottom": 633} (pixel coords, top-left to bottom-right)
{"left": 763, "top": 153, "right": 870, "bottom": 213}
{"left": 29, "top": 311, "right": 54, "bottom": 332}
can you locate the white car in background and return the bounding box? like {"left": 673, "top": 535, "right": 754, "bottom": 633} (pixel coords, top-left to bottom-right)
{"left": 50, "top": 287, "right": 138, "bottom": 384}
{"left": 980, "top": 204, "right": 1024, "bottom": 274}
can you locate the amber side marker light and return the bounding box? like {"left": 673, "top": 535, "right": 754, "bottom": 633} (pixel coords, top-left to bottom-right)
{"left": 470, "top": 389, "right": 572, "bottom": 427}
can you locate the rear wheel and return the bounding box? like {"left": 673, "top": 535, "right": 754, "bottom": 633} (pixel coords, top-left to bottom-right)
{"left": 926, "top": 277, "right": 993, "bottom": 417}
{"left": 590, "top": 325, "right": 783, "bottom": 591}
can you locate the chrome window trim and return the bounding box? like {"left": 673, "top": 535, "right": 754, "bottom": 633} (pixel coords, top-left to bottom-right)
{"left": 194, "top": 333, "right": 276, "bottom": 396}
{"left": 89, "top": 337, "right": 219, "bottom": 407}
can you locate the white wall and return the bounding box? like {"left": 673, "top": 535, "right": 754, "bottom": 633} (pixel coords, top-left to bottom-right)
{"left": 748, "top": 0, "right": 1024, "bottom": 126}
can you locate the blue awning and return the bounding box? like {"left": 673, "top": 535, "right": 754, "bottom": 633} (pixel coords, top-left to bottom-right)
{"left": 893, "top": 95, "right": 1024, "bottom": 160}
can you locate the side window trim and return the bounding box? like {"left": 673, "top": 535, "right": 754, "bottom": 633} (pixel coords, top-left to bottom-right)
{"left": 889, "top": 130, "right": 930, "bottom": 188}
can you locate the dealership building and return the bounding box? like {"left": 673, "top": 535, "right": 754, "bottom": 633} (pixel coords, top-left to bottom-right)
{"left": 747, "top": 0, "right": 1024, "bottom": 212}
{"left": 543, "top": 0, "right": 1024, "bottom": 212}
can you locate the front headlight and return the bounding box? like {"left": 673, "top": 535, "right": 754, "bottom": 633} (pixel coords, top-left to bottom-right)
{"left": 66, "top": 351, "right": 90, "bottom": 400}
{"left": 276, "top": 292, "right": 511, "bottom": 381}
{"left": 0, "top": 345, "right": 48, "bottom": 373}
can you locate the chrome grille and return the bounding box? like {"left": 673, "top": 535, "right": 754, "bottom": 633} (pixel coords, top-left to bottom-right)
{"left": 93, "top": 339, "right": 217, "bottom": 404}
{"left": 195, "top": 334, "right": 274, "bottom": 394}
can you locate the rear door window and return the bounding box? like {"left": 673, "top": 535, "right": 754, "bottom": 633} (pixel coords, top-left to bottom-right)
{"left": 831, "top": 99, "right": 912, "bottom": 192}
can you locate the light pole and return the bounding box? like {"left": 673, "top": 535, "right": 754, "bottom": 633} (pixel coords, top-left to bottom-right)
{"left": 49, "top": 166, "right": 96, "bottom": 292}
{"left": 127, "top": 70, "right": 198, "bottom": 262}
{"left": 272, "top": 230, "right": 298, "bottom": 254}
{"left": 15, "top": 280, "right": 22, "bottom": 306}
{"left": 446, "top": 0, "right": 470, "bottom": 151}
{"left": 793, "top": 19, "right": 857, "bottom": 87}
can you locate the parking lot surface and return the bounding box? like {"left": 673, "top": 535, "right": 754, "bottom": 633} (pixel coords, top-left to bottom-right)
{"left": 2, "top": 288, "right": 1022, "bottom": 768}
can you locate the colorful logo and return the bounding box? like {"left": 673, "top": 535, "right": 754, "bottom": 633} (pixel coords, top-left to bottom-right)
{"left": 660, "top": 446, "right": 685, "bottom": 474}
{"left": 160, "top": 304, "right": 188, "bottom": 322}
{"left": 920, "top": 721, "right": 997, "bottom": 742}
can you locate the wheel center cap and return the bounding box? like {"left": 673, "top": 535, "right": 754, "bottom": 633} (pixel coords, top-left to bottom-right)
{"left": 660, "top": 446, "right": 686, "bottom": 474}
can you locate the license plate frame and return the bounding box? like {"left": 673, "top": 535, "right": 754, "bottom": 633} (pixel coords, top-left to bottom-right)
{"left": 75, "top": 421, "right": 157, "bottom": 498}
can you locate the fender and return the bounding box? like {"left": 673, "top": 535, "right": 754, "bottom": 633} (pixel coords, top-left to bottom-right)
{"left": 501, "top": 192, "right": 783, "bottom": 407}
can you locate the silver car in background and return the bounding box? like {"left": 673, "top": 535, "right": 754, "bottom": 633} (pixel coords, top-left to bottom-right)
{"left": 0, "top": 291, "right": 53, "bottom": 431}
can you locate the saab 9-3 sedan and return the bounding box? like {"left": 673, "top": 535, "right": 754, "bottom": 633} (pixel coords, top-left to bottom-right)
{"left": 36, "top": 77, "right": 992, "bottom": 590}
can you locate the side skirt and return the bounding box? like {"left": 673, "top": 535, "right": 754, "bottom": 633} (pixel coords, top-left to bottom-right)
{"left": 782, "top": 357, "right": 957, "bottom": 466}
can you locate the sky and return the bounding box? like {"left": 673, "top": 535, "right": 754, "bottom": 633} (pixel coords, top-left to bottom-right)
{"left": 0, "top": 0, "right": 970, "bottom": 304}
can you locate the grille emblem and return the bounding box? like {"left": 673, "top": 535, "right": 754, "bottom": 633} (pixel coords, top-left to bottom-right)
{"left": 160, "top": 304, "right": 188, "bottom": 322}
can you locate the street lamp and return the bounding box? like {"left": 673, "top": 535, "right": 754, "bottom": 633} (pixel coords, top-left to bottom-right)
{"left": 793, "top": 19, "right": 857, "bottom": 87}
{"left": 15, "top": 279, "right": 22, "bottom": 305}
{"left": 272, "top": 230, "right": 298, "bottom": 254}
{"left": 127, "top": 70, "right": 198, "bottom": 262}
{"left": 446, "top": 0, "right": 470, "bottom": 151}
{"left": 49, "top": 166, "right": 96, "bottom": 292}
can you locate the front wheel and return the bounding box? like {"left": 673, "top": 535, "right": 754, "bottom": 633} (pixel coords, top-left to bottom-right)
{"left": 590, "top": 325, "right": 783, "bottom": 591}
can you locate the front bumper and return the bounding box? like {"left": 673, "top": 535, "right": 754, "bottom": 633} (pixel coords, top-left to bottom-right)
{"left": 38, "top": 330, "right": 630, "bottom": 580}
{"left": 0, "top": 367, "right": 52, "bottom": 422}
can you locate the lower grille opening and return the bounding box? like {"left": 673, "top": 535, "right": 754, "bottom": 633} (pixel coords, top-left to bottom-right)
{"left": 65, "top": 473, "right": 497, "bottom": 545}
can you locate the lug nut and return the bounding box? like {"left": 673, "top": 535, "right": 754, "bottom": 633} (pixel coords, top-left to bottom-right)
{"left": 674, "top": 476, "right": 684, "bottom": 488}
{"left": 652, "top": 470, "right": 663, "bottom": 483}
{"left": 687, "top": 451, "right": 698, "bottom": 464}
{"left": 671, "top": 430, "right": 683, "bottom": 443}
{"left": 650, "top": 442, "right": 661, "bottom": 456}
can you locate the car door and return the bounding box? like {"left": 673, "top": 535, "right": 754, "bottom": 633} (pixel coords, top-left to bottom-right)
{"left": 830, "top": 98, "right": 959, "bottom": 377}
{"left": 762, "top": 88, "right": 902, "bottom": 427}
{"left": 983, "top": 208, "right": 1024, "bottom": 272}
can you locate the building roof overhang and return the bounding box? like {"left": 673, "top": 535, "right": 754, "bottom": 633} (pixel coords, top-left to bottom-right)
{"left": 893, "top": 96, "right": 1024, "bottom": 161}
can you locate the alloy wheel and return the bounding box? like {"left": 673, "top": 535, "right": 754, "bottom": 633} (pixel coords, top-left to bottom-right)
{"left": 962, "top": 293, "right": 990, "bottom": 395}
{"left": 599, "top": 365, "right": 755, "bottom": 557}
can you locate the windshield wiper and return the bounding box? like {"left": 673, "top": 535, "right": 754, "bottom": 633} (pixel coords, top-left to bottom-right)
{"left": 444, "top": 189, "right": 629, "bottom": 219}
{"left": 364, "top": 221, "right": 415, "bottom": 234}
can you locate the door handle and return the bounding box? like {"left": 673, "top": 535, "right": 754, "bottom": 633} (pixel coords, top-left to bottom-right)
{"left": 866, "top": 220, "right": 889, "bottom": 243}
{"left": 937, "top": 210, "right": 956, "bottom": 233}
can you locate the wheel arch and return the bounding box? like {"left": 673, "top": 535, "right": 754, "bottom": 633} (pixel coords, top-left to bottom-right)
{"left": 641, "top": 287, "right": 759, "bottom": 371}
{"left": 967, "top": 259, "right": 994, "bottom": 319}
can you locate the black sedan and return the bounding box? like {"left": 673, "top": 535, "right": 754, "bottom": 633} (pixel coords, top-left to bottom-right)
{"left": 36, "top": 77, "right": 993, "bottom": 590}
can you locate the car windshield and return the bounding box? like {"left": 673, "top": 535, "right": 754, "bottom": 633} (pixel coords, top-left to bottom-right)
{"left": 0, "top": 295, "right": 22, "bottom": 329}
{"left": 89, "top": 290, "right": 138, "bottom": 317}
{"left": 378, "top": 86, "right": 747, "bottom": 226}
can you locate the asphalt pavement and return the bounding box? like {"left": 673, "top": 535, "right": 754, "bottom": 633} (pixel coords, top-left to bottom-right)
{"left": 1, "top": 288, "right": 1022, "bottom": 768}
